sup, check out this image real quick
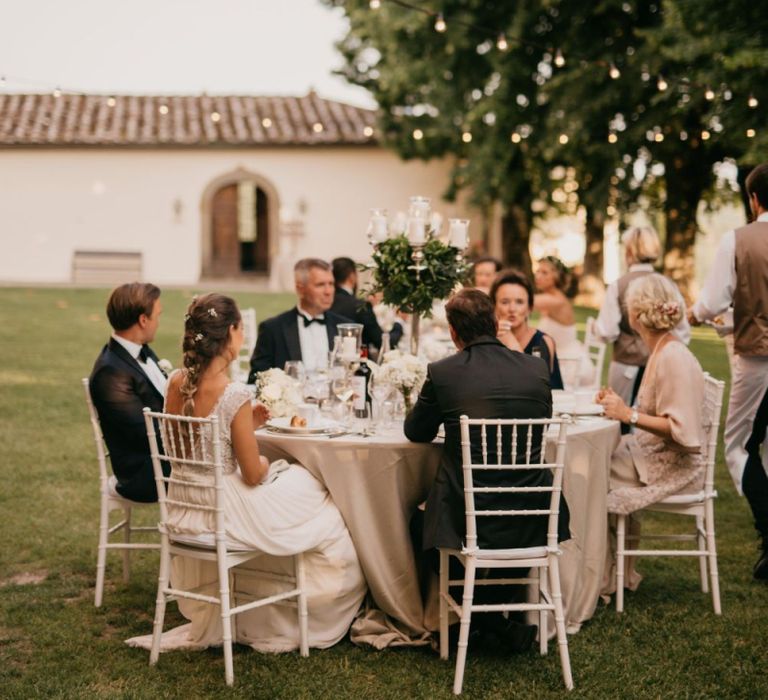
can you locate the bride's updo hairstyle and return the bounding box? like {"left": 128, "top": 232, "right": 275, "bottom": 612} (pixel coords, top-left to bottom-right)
{"left": 180, "top": 293, "right": 241, "bottom": 417}
{"left": 626, "top": 273, "right": 684, "bottom": 332}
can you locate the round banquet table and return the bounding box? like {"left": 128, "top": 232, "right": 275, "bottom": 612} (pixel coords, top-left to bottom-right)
{"left": 256, "top": 416, "right": 620, "bottom": 647}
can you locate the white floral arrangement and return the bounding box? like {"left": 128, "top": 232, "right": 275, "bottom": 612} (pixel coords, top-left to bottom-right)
{"left": 254, "top": 368, "right": 303, "bottom": 417}
{"left": 376, "top": 350, "right": 427, "bottom": 409}
{"left": 157, "top": 358, "right": 173, "bottom": 374}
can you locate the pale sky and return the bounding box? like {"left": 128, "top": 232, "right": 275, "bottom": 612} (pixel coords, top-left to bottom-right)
{"left": 0, "top": 0, "right": 374, "bottom": 106}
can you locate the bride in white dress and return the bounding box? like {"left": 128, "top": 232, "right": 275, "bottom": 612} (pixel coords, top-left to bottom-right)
{"left": 128, "top": 294, "right": 366, "bottom": 653}
{"left": 534, "top": 256, "right": 590, "bottom": 388}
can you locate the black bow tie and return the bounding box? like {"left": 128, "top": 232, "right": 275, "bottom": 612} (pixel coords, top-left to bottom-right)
{"left": 302, "top": 315, "right": 326, "bottom": 327}
{"left": 138, "top": 345, "right": 150, "bottom": 363}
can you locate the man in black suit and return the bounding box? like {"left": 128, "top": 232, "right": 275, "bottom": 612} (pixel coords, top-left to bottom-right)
{"left": 330, "top": 257, "right": 403, "bottom": 354}
{"left": 248, "top": 258, "right": 351, "bottom": 381}
{"left": 405, "top": 289, "right": 570, "bottom": 649}
{"left": 89, "top": 283, "right": 168, "bottom": 503}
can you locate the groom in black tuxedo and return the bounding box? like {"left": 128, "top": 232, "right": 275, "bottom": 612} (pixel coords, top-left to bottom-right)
{"left": 248, "top": 258, "right": 351, "bottom": 382}
{"left": 89, "top": 283, "right": 168, "bottom": 503}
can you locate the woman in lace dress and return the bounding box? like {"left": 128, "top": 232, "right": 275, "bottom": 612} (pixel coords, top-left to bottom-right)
{"left": 129, "top": 294, "right": 365, "bottom": 653}
{"left": 490, "top": 269, "right": 564, "bottom": 390}
{"left": 596, "top": 274, "right": 705, "bottom": 590}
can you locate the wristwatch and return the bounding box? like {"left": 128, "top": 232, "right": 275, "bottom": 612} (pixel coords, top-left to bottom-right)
{"left": 629, "top": 408, "right": 639, "bottom": 426}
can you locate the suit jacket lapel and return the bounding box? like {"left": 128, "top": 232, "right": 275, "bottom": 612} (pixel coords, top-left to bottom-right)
{"left": 283, "top": 310, "right": 302, "bottom": 362}
{"left": 108, "top": 338, "right": 164, "bottom": 400}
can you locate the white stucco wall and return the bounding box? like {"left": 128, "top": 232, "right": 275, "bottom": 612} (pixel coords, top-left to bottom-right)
{"left": 0, "top": 147, "right": 473, "bottom": 285}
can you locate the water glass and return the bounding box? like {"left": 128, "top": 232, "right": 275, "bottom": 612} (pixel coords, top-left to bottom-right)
{"left": 284, "top": 360, "right": 305, "bottom": 382}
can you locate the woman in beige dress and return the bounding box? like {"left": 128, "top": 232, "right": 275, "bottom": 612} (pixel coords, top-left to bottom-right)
{"left": 596, "top": 274, "right": 705, "bottom": 589}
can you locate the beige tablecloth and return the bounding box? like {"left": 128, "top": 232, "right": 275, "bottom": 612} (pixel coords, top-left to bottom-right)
{"left": 257, "top": 428, "right": 442, "bottom": 646}
{"left": 257, "top": 417, "right": 620, "bottom": 645}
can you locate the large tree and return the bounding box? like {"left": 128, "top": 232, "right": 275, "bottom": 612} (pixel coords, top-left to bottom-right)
{"left": 327, "top": 0, "right": 768, "bottom": 291}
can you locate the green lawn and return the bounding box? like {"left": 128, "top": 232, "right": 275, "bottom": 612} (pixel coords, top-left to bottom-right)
{"left": 1, "top": 287, "right": 765, "bottom": 698}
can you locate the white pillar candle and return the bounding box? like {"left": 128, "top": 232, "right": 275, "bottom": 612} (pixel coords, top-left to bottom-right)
{"left": 448, "top": 219, "right": 469, "bottom": 249}
{"left": 407, "top": 217, "right": 426, "bottom": 245}
{"left": 371, "top": 216, "right": 389, "bottom": 242}
{"left": 340, "top": 336, "right": 358, "bottom": 361}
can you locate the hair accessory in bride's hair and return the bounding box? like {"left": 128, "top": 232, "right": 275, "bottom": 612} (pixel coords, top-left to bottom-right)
{"left": 194, "top": 332, "right": 204, "bottom": 341}
{"left": 207, "top": 308, "right": 218, "bottom": 318}
{"left": 655, "top": 300, "right": 679, "bottom": 317}
{"left": 184, "top": 314, "right": 191, "bottom": 322}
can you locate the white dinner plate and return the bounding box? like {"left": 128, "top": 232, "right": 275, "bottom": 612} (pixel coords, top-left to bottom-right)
{"left": 264, "top": 417, "right": 341, "bottom": 435}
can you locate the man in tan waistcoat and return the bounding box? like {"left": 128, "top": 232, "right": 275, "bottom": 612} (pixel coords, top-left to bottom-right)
{"left": 689, "top": 162, "right": 768, "bottom": 580}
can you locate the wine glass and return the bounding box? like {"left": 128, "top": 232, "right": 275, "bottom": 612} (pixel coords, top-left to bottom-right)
{"left": 370, "top": 375, "right": 393, "bottom": 429}
{"left": 331, "top": 374, "right": 354, "bottom": 426}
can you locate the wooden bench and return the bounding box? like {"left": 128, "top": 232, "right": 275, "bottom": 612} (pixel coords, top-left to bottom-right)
{"left": 72, "top": 250, "right": 143, "bottom": 285}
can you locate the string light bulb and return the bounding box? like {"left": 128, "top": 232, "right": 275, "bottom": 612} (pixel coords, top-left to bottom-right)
{"left": 749, "top": 94, "right": 759, "bottom": 108}
{"left": 496, "top": 33, "right": 508, "bottom": 51}
{"left": 363, "top": 125, "right": 374, "bottom": 137}
{"left": 747, "top": 128, "right": 756, "bottom": 138}
{"left": 312, "top": 122, "right": 324, "bottom": 133}
{"left": 413, "top": 128, "right": 424, "bottom": 140}
{"left": 158, "top": 104, "right": 169, "bottom": 115}
{"left": 210, "top": 111, "right": 221, "bottom": 122}
{"left": 369, "top": 0, "right": 381, "bottom": 8}
{"left": 261, "top": 117, "right": 272, "bottom": 128}
{"left": 654, "top": 133, "right": 664, "bottom": 142}
{"left": 106, "top": 96, "right": 116, "bottom": 107}
{"left": 52, "top": 86, "right": 62, "bottom": 98}
{"left": 554, "top": 49, "right": 565, "bottom": 67}
{"left": 558, "top": 133, "right": 569, "bottom": 144}
{"left": 608, "top": 133, "right": 618, "bottom": 143}
{"left": 434, "top": 13, "right": 447, "bottom": 33}
{"left": 701, "top": 129, "right": 711, "bottom": 140}
{"left": 657, "top": 76, "right": 668, "bottom": 91}
{"left": 511, "top": 132, "right": 521, "bottom": 143}
{"left": 705, "top": 87, "right": 715, "bottom": 101}
{"left": 609, "top": 63, "right": 621, "bottom": 79}
{"left": 462, "top": 131, "right": 472, "bottom": 143}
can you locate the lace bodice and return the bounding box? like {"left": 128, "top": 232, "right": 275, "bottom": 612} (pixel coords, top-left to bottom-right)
{"left": 164, "top": 376, "right": 253, "bottom": 476}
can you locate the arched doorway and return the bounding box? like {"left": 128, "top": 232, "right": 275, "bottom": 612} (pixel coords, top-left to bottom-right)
{"left": 201, "top": 170, "right": 278, "bottom": 278}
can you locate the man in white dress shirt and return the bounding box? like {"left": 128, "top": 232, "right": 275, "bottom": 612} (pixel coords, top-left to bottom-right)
{"left": 89, "top": 283, "right": 168, "bottom": 502}
{"left": 248, "top": 258, "right": 351, "bottom": 381}
{"left": 689, "top": 163, "right": 768, "bottom": 580}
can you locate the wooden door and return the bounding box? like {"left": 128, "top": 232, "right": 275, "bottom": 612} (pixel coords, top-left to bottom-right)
{"left": 210, "top": 184, "right": 239, "bottom": 276}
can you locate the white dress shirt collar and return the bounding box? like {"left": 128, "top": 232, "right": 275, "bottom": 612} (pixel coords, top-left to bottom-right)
{"left": 111, "top": 333, "right": 167, "bottom": 396}
{"left": 297, "top": 304, "right": 325, "bottom": 322}
{"left": 296, "top": 307, "right": 329, "bottom": 371}
{"left": 628, "top": 263, "right": 655, "bottom": 273}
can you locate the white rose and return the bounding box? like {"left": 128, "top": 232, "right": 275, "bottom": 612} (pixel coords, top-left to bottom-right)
{"left": 157, "top": 358, "right": 173, "bottom": 373}
{"left": 261, "top": 384, "right": 282, "bottom": 401}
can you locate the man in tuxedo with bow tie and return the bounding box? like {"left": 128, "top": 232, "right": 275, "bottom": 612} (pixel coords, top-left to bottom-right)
{"left": 248, "top": 258, "right": 351, "bottom": 382}
{"left": 89, "top": 282, "right": 169, "bottom": 503}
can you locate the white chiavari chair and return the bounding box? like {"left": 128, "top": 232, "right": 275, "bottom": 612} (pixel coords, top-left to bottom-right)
{"left": 581, "top": 317, "right": 607, "bottom": 390}
{"left": 82, "top": 378, "right": 159, "bottom": 607}
{"left": 612, "top": 374, "right": 725, "bottom": 614}
{"left": 143, "top": 407, "right": 308, "bottom": 686}
{"left": 439, "top": 416, "right": 573, "bottom": 694}
{"left": 229, "top": 307, "right": 257, "bottom": 382}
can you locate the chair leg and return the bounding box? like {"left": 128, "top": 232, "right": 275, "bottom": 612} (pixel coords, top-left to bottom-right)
{"left": 705, "top": 500, "right": 722, "bottom": 615}
{"left": 296, "top": 553, "right": 309, "bottom": 657}
{"left": 549, "top": 555, "right": 574, "bottom": 690}
{"left": 453, "top": 558, "right": 476, "bottom": 695}
{"left": 696, "top": 515, "right": 709, "bottom": 593}
{"left": 616, "top": 514, "right": 626, "bottom": 613}
{"left": 219, "top": 569, "right": 235, "bottom": 686}
{"left": 122, "top": 506, "right": 132, "bottom": 584}
{"left": 95, "top": 495, "right": 110, "bottom": 607}
{"left": 439, "top": 550, "right": 449, "bottom": 661}
{"left": 538, "top": 566, "right": 548, "bottom": 655}
{"left": 149, "top": 538, "right": 171, "bottom": 666}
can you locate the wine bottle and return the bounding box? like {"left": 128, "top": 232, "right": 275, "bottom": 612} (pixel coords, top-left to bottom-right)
{"left": 352, "top": 345, "right": 372, "bottom": 419}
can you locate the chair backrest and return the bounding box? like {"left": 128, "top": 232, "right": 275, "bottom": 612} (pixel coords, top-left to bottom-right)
{"left": 701, "top": 374, "right": 726, "bottom": 497}
{"left": 143, "top": 408, "right": 227, "bottom": 547}
{"left": 229, "top": 307, "right": 258, "bottom": 382}
{"left": 557, "top": 355, "right": 582, "bottom": 391}
{"left": 582, "top": 317, "right": 607, "bottom": 389}
{"left": 82, "top": 377, "right": 111, "bottom": 486}
{"left": 458, "top": 416, "right": 568, "bottom": 552}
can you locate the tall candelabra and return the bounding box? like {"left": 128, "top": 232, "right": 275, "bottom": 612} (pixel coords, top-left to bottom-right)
{"left": 367, "top": 197, "right": 470, "bottom": 356}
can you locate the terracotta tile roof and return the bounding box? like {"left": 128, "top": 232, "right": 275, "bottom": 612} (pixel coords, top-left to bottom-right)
{"left": 0, "top": 92, "right": 378, "bottom": 147}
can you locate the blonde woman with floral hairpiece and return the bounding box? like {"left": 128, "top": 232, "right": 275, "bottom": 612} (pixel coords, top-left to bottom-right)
{"left": 596, "top": 274, "right": 706, "bottom": 591}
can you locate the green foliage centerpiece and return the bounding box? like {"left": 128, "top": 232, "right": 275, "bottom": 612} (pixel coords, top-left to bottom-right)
{"left": 364, "top": 199, "right": 470, "bottom": 355}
